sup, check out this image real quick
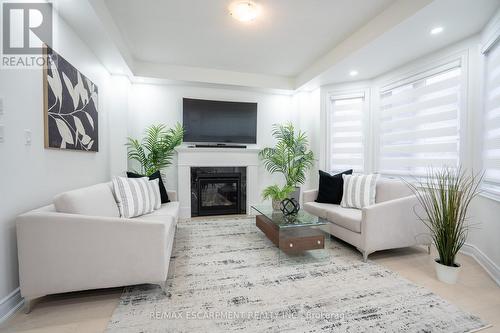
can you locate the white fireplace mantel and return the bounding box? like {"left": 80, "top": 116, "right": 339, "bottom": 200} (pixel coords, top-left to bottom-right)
{"left": 176, "top": 146, "right": 260, "bottom": 218}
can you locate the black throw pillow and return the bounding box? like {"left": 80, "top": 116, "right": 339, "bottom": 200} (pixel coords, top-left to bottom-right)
{"left": 315, "top": 169, "right": 353, "bottom": 204}
{"left": 127, "top": 170, "right": 170, "bottom": 203}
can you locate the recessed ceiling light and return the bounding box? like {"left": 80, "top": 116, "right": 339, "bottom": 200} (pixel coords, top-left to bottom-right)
{"left": 349, "top": 70, "right": 359, "bottom": 77}
{"left": 229, "top": 1, "right": 260, "bottom": 22}
{"left": 430, "top": 26, "right": 444, "bottom": 35}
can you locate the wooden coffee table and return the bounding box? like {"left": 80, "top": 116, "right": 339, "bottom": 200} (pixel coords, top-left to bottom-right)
{"left": 252, "top": 205, "right": 327, "bottom": 253}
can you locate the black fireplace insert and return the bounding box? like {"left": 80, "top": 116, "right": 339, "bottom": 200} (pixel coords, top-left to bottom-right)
{"left": 191, "top": 167, "right": 246, "bottom": 216}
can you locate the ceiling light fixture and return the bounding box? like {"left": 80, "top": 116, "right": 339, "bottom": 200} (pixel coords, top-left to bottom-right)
{"left": 349, "top": 70, "right": 359, "bottom": 77}
{"left": 229, "top": 1, "right": 260, "bottom": 22}
{"left": 430, "top": 26, "right": 444, "bottom": 35}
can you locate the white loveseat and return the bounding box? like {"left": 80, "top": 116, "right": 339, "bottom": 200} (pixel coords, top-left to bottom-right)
{"left": 303, "top": 179, "right": 430, "bottom": 262}
{"left": 16, "top": 182, "right": 179, "bottom": 312}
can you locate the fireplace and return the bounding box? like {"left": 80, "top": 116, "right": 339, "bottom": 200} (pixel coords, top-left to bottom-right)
{"left": 191, "top": 167, "right": 247, "bottom": 216}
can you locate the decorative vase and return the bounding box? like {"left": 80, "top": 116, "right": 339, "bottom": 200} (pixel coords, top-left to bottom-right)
{"left": 272, "top": 199, "right": 281, "bottom": 211}
{"left": 279, "top": 198, "right": 300, "bottom": 216}
{"left": 434, "top": 259, "right": 461, "bottom": 284}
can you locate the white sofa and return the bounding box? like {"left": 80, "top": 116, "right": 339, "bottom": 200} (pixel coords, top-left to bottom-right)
{"left": 16, "top": 182, "right": 179, "bottom": 312}
{"left": 303, "top": 179, "right": 430, "bottom": 262}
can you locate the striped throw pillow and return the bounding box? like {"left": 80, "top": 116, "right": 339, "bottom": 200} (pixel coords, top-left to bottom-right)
{"left": 340, "top": 174, "right": 379, "bottom": 209}
{"left": 148, "top": 178, "right": 161, "bottom": 210}
{"left": 112, "top": 176, "right": 154, "bottom": 218}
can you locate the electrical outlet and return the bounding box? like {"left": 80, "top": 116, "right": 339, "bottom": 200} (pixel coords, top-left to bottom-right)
{"left": 24, "top": 129, "right": 31, "bottom": 145}
{"left": 0, "top": 124, "right": 4, "bottom": 143}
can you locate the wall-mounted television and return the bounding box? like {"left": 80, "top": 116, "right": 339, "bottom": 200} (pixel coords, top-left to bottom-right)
{"left": 183, "top": 98, "right": 257, "bottom": 144}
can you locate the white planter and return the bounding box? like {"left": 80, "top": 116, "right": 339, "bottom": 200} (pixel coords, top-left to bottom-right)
{"left": 434, "top": 259, "right": 461, "bottom": 284}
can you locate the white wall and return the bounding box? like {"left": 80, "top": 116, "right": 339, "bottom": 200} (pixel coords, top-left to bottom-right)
{"left": 0, "top": 13, "right": 119, "bottom": 309}
{"left": 108, "top": 75, "right": 131, "bottom": 177}
{"left": 128, "top": 83, "right": 299, "bottom": 200}
{"left": 467, "top": 196, "right": 500, "bottom": 282}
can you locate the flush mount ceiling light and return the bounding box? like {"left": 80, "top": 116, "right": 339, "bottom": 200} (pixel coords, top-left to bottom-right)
{"left": 349, "top": 70, "right": 359, "bottom": 77}
{"left": 229, "top": 1, "right": 260, "bottom": 22}
{"left": 430, "top": 26, "right": 444, "bottom": 35}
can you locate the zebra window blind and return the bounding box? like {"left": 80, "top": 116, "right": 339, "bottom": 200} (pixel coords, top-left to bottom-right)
{"left": 483, "top": 40, "right": 500, "bottom": 195}
{"left": 329, "top": 94, "right": 365, "bottom": 173}
{"left": 378, "top": 62, "right": 462, "bottom": 176}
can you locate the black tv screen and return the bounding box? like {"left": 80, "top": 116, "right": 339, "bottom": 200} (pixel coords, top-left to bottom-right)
{"left": 183, "top": 98, "right": 257, "bottom": 144}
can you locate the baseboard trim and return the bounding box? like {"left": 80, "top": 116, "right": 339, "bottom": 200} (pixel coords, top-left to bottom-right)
{"left": 0, "top": 288, "right": 24, "bottom": 324}
{"left": 461, "top": 243, "right": 500, "bottom": 287}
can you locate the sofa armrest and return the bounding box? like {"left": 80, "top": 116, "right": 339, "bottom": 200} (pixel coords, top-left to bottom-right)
{"left": 303, "top": 189, "right": 318, "bottom": 204}
{"left": 16, "top": 211, "right": 171, "bottom": 299}
{"left": 167, "top": 190, "right": 177, "bottom": 201}
{"left": 361, "top": 195, "right": 430, "bottom": 253}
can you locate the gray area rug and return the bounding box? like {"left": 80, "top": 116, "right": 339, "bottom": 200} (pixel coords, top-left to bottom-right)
{"left": 106, "top": 218, "right": 489, "bottom": 332}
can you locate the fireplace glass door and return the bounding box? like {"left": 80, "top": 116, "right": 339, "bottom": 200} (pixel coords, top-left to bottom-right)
{"left": 198, "top": 177, "right": 241, "bottom": 216}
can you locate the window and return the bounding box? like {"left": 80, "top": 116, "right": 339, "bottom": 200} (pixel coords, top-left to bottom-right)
{"left": 378, "top": 63, "right": 462, "bottom": 176}
{"left": 329, "top": 93, "right": 365, "bottom": 173}
{"left": 483, "top": 41, "right": 500, "bottom": 195}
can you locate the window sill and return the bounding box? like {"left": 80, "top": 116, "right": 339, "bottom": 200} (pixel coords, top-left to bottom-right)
{"left": 479, "top": 189, "right": 500, "bottom": 203}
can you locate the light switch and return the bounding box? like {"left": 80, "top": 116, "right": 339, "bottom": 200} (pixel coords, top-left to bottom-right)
{"left": 0, "top": 124, "right": 4, "bottom": 143}
{"left": 24, "top": 129, "right": 31, "bottom": 145}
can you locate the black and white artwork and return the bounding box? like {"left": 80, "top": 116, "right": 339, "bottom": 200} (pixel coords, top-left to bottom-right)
{"left": 44, "top": 46, "right": 98, "bottom": 151}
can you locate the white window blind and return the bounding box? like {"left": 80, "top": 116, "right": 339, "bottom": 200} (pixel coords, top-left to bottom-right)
{"left": 483, "top": 41, "right": 500, "bottom": 195}
{"left": 329, "top": 94, "right": 365, "bottom": 173}
{"left": 378, "top": 63, "right": 462, "bottom": 176}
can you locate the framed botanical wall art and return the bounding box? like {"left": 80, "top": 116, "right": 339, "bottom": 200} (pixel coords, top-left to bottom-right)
{"left": 43, "top": 46, "right": 98, "bottom": 151}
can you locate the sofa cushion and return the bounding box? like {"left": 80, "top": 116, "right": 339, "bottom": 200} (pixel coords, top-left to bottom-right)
{"left": 303, "top": 202, "right": 332, "bottom": 219}
{"left": 138, "top": 201, "right": 180, "bottom": 224}
{"left": 324, "top": 205, "right": 362, "bottom": 233}
{"left": 147, "top": 179, "right": 161, "bottom": 210}
{"left": 316, "top": 169, "right": 353, "bottom": 204}
{"left": 54, "top": 183, "right": 120, "bottom": 217}
{"left": 127, "top": 171, "right": 170, "bottom": 203}
{"left": 341, "top": 174, "right": 379, "bottom": 209}
{"left": 112, "top": 176, "right": 155, "bottom": 218}
{"left": 375, "top": 179, "right": 412, "bottom": 203}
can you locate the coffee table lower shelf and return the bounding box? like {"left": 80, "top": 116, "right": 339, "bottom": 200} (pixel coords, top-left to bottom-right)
{"left": 256, "top": 214, "right": 325, "bottom": 253}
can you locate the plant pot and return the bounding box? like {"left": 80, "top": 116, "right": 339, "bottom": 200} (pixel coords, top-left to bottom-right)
{"left": 272, "top": 199, "right": 281, "bottom": 212}
{"left": 289, "top": 186, "right": 300, "bottom": 202}
{"left": 434, "top": 259, "right": 461, "bottom": 284}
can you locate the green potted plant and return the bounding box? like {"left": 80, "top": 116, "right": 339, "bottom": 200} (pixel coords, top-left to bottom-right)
{"left": 406, "top": 167, "right": 483, "bottom": 284}
{"left": 259, "top": 123, "right": 314, "bottom": 202}
{"left": 126, "top": 123, "right": 184, "bottom": 176}
{"left": 262, "top": 184, "right": 295, "bottom": 211}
